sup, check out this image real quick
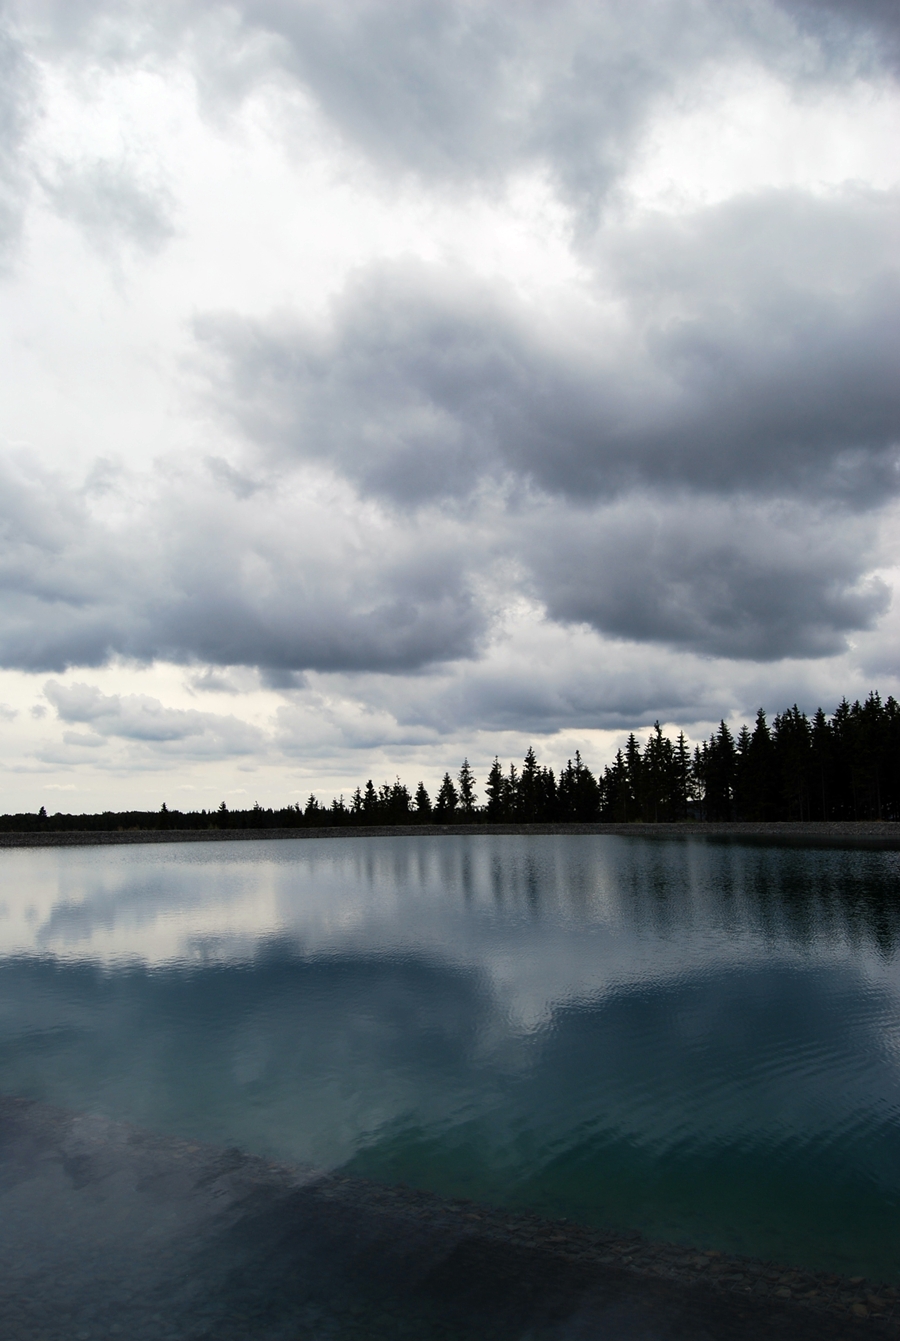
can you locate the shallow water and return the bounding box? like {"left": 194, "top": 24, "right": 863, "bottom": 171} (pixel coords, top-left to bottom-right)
{"left": 1, "top": 833, "right": 899, "bottom": 1280}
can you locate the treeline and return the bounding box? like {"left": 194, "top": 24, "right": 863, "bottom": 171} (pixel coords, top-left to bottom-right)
{"left": 3, "top": 692, "right": 899, "bottom": 832}
{"left": 601, "top": 691, "right": 900, "bottom": 822}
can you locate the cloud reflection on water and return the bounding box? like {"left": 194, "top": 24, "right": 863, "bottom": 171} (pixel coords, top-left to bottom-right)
{"left": 2, "top": 835, "right": 900, "bottom": 1275}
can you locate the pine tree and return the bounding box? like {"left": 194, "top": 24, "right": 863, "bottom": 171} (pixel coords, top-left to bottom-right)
{"left": 674, "top": 732, "right": 692, "bottom": 820}
{"left": 363, "top": 780, "right": 378, "bottom": 818}
{"left": 734, "top": 724, "right": 752, "bottom": 820}
{"left": 388, "top": 779, "right": 412, "bottom": 820}
{"left": 435, "top": 772, "right": 459, "bottom": 818}
{"left": 558, "top": 750, "right": 599, "bottom": 821}
{"left": 703, "top": 721, "right": 736, "bottom": 820}
{"left": 773, "top": 706, "right": 811, "bottom": 820}
{"left": 485, "top": 757, "right": 505, "bottom": 821}
{"left": 458, "top": 759, "right": 477, "bottom": 815}
{"left": 811, "top": 707, "right": 831, "bottom": 820}
{"left": 601, "top": 750, "right": 630, "bottom": 821}
{"left": 539, "top": 765, "right": 557, "bottom": 821}
{"left": 747, "top": 710, "right": 773, "bottom": 819}
{"left": 518, "top": 747, "right": 542, "bottom": 821}
{"left": 503, "top": 763, "right": 519, "bottom": 819}
{"left": 624, "top": 735, "right": 642, "bottom": 821}
{"left": 642, "top": 722, "right": 676, "bottom": 821}
{"left": 414, "top": 781, "right": 432, "bottom": 819}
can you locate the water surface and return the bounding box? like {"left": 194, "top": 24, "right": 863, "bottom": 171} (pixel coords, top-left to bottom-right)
{"left": 1, "top": 834, "right": 898, "bottom": 1279}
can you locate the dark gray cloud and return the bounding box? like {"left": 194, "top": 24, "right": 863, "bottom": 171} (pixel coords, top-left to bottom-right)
{"left": 0, "top": 456, "right": 484, "bottom": 675}
{"left": 217, "top": 0, "right": 900, "bottom": 189}
{"left": 1, "top": 0, "right": 894, "bottom": 283}
{"left": 530, "top": 497, "right": 889, "bottom": 660}
{"left": 8, "top": 0, "right": 716, "bottom": 220}
{"left": 192, "top": 236, "right": 899, "bottom": 655}
{"left": 174, "top": 0, "right": 900, "bottom": 213}
{"left": 199, "top": 187, "right": 900, "bottom": 509}
{"left": 776, "top": 0, "right": 900, "bottom": 75}
{"left": 208, "top": 0, "right": 699, "bottom": 217}
{"left": 15, "top": 0, "right": 898, "bottom": 219}
{"left": 1, "top": 0, "right": 897, "bottom": 718}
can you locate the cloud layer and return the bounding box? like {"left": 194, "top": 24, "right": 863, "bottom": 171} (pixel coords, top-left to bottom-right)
{"left": 0, "top": 0, "right": 898, "bottom": 799}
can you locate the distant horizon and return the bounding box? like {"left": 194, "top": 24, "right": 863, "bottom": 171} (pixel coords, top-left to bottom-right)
{"left": 5, "top": 687, "right": 896, "bottom": 826}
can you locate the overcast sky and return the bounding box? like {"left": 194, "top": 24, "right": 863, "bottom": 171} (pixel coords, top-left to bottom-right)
{"left": 0, "top": 0, "right": 898, "bottom": 812}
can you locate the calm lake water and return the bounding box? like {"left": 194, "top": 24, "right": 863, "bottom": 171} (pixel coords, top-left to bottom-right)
{"left": 1, "top": 833, "right": 899, "bottom": 1281}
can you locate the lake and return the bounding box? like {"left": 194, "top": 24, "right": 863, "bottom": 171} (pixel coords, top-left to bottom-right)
{"left": 1, "top": 833, "right": 899, "bottom": 1282}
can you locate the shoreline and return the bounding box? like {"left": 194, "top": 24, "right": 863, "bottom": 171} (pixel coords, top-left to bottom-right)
{"left": 1, "top": 819, "right": 899, "bottom": 848}
{"left": 0, "top": 1094, "right": 893, "bottom": 1338}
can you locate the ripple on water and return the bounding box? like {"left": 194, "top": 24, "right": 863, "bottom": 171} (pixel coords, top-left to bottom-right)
{"left": 1, "top": 833, "right": 900, "bottom": 1280}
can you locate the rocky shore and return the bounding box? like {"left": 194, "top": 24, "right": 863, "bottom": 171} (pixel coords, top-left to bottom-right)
{"left": 1, "top": 820, "right": 899, "bottom": 847}
{"left": 0, "top": 1095, "right": 894, "bottom": 1339}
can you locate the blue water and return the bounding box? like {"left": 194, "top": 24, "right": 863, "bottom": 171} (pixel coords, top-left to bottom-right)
{"left": 1, "top": 834, "right": 899, "bottom": 1279}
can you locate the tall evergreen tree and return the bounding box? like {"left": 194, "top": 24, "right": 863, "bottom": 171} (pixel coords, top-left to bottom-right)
{"left": 414, "top": 781, "right": 432, "bottom": 819}
{"left": 485, "top": 757, "right": 505, "bottom": 821}
{"left": 558, "top": 750, "right": 600, "bottom": 821}
{"left": 641, "top": 722, "right": 677, "bottom": 821}
{"left": 517, "top": 747, "right": 542, "bottom": 822}
{"left": 601, "top": 749, "right": 631, "bottom": 821}
{"left": 773, "top": 705, "right": 811, "bottom": 820}
{"left": 810, "top": 707, "right": 832, "bottom": 820}
{"left": 362, "top": 779, "right": 379, "bottom": 819}
{"left": 388, "top": 779, "right": 412, "bottom": 820}
{"left": 704, "top": 721, "right": 737, "bottom": 820}
{"left": 674, "top": 732, "right": 693, "bottom": 820}
{"left": 434, "top": 772, "right": 459, "bottom": 818}
{"left": 458, "top": 759, "right": 477, "bottom": 815}
{"left": 745, "top": 709, "right": 775, "bottom": 820}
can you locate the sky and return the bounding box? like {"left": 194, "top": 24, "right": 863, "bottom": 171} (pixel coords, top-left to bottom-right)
{"left": 0, "top": 0, "right": 898, "bottom": 813}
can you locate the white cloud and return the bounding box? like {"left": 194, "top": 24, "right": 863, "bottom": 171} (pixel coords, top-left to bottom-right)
{"left": 0, "top": 0, "right": 897, "bottom": 807}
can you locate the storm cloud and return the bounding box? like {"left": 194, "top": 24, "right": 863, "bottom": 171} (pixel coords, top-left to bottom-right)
{"left": 0, "top": 455, "right": 484, "bottom": 675}
{"left": 199, "top": 187, "right": 900, "bottom": 508}
{"left": 0, "top": 0, "right": 898, "bottom": 799}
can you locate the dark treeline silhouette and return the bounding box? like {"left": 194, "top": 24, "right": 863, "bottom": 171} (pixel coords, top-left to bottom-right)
{"left": 4, "top": 693, "right": 900, "bottom": 832}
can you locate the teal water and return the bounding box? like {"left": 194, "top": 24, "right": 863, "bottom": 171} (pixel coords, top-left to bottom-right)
{"left": 1, "top": 834, "right": 899, "bottom": 1280}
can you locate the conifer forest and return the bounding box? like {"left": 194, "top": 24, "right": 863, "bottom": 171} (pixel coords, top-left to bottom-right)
{"left": 6, "top": 692, "right": 899, "bottom": 830}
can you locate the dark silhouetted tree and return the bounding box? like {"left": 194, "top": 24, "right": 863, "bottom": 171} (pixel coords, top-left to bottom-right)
{"left": 435, "top": 772, "right": 458, "bottom": 818}
{"left": 414, "top": 781, "right": 432, "bottom": 819}
{"left": 485, "top": 757, "right": 505, "bottom": 821}
{"left": 458, "top": 759, "right": 477, "bottom": 815}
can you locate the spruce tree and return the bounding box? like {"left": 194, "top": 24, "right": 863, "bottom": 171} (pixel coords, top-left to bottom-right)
{"left": 503, "top": 763, "right": 519, "bottom": 819}
{"left": 414, "top": 781, "right": 432, "bottom": 819}
{"left": 458, "top": 759, "right": 477, "bottom": 815}
{"left": 674, "top": 733, "right": 692, "bottom": 820}
{"left": 518, "top": 747, "right": 542, "bottom": 821}
{"left": 435, "top": 772, "right": 459, "bottom": 818}
{"left": 747, "top": 709, "right": 774, "bottom": 820}
{"left": 624, "top": 735, "right": 642, "bottom": 821}
{"left": 389, "top": 779, "right": 412, "bottom": 819}
{"left": 363, "top": 780, "right": 378, "bottom": 818}
{"left": 485, "top": 757, "right": 505, "bottom": 821}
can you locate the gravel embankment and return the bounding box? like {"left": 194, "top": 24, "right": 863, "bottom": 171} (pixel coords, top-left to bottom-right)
{"left": 1, "top": 821, "right": 899, "bottom": 847}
